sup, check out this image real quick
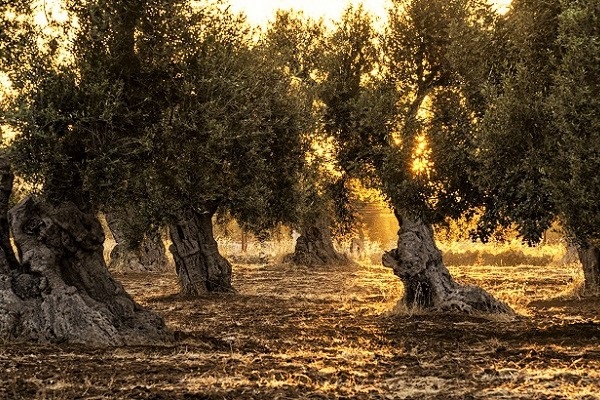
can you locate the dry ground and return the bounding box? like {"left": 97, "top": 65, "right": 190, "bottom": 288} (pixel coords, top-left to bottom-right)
{"left": 1, "top": 260, "right": 599, "bottom": 399}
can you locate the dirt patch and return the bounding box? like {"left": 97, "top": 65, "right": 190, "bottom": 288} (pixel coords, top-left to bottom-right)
{"left": 1, "top": 262, "right": 599, "bottom": 399}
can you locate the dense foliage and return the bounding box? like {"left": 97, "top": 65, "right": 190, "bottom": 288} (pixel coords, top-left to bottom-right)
{"left": 1, "top": 0, "right": 312, "bottom": 241}
{"left": 377, "top": 0, "right": 497, "bottom": 224}
{"left": 547, "top": 0, "right": 600, "bottom": 247}
{"left": 475, "top": 0, "right": 561, "bottom": 244}
{"left": 2, "top": 0, "right": 600, "bottom": 253}
{"left": 476, "top": 0, "right": 600, "bottom": 249}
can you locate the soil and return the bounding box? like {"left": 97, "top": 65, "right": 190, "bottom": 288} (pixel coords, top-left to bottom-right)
{"left": 1, "top": 261, "right": 599, "bottom": 399}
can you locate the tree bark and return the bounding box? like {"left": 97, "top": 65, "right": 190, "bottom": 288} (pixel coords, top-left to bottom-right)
{"left": 577, "top": 245, "right": 600, "bottom": 294}
{"left": 560, "top": 243, "right": 579, "bottom": 265}
{"left": 0, "top": 196, "right": 171, "bottom": 345}
{"left": 105, "top": 213, "right": 169, "bottom": 273}
{"left": 382, "top": 211, "right": 513, "bottom": 315}
{"left": 287, "top": 221, "right": 349, "bottom": 267}
{"left": 241, "top": 230, "right": 248, "bottom": 253}
{"left": 0, "top": 157, "right": 18, "bottom": 272}
{"left": 169, "top": 208, "right": 233, "bottom": 295}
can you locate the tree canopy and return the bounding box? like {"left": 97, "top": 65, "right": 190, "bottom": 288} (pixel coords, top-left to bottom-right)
{"left": 2, "top": 0, "right": 312, "bottom": 240}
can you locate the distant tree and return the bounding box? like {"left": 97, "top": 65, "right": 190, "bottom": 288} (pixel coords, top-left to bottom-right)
{"left": 317, "top": 4, "right": 381, "bottom": 235}
{"left": 264, "top": 10, "right": 350, "bottom": 267}
{"left": 104, "top": 210, "right": 169, "bottom": 273}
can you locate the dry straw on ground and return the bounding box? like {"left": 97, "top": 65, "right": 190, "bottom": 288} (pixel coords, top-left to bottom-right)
{"left": 2, "top": 238, "right": 599, "bottom": 399}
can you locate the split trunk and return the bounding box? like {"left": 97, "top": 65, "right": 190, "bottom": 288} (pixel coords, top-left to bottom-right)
{"left": 169, "top": 208, "right": 233, "bottom": 295}
{"left": 382, "top": 211, "right": 513, "bottom": 315}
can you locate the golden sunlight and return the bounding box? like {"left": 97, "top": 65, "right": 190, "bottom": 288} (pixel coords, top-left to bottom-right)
{"left": 491, "top": 0, "right": 512, "bottom": 15}
{"left": 33, "top": 0, "right": 68, "bottom": 26}
{"left": 229, "top": 0, "right": 512, "bottom": 27}
{"left": 229, "top": 0, "right": 391, "bottom": 27}
{"left": 411, "top": 134, "right": 433, "bottom": 177}
{"left": 30, "top": 0, "right": 513, "bottom": 31}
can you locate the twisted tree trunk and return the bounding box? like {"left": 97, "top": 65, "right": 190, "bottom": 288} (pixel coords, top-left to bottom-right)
{"left": 169, "top": 208, "right": 233, "bottom": 295}
{"left": 578, "top": 245, "right": 600, "bottom": 294}
{"left": 287, "top": 220, "right": 348, "bottom": 267}
{"left": 0, "top": 196, "right": 171, "bottom": 345}
{"left": 105, "top": 213, "right": 169, "bottom": 273}
{"left": 382, "top": 211, "right": 513, "bottom": 315}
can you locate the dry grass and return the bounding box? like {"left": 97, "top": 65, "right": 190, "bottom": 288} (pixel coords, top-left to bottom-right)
{"left": 1, "top": 240, "right": 599, "bottom": 399}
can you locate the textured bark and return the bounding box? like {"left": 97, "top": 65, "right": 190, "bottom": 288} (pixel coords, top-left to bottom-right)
{"left": 0, "top": 197, "right": 171, "bottom": 345}
{"left": 382, "top": 212, "right": 513, "bottom": 315}
{"left": 578, "top": 245, "right": 600, "bottom": 294}
{"left": 105, "top": 213, "right": 169, "bottom": 273}
{"left": 560, "top": 244, "right": 579, "bottom": 265}
{"left": 169, "top": 209, "right": 233, "bottom": 295}
{"left": 287, "top": 222, "right": 348, "bottom": 267}
{"left": 0, "top": 157, "right": 18, "bottom": 272}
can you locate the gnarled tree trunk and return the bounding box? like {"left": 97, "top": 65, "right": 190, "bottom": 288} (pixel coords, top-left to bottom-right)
{"left": 169, "top": 208, "right": 233, "bottom": 295}
{"left": 577, "top": 245, "right": 600, "bottom": 294}
{"left": 105, "top": 213, "right": 169, "bottom": 273}
{"left": 0, "top": 196, "right": 171, "bottom": 345}
{"left": 287, "top": 220, "right": 348, "bottom": 267}
{"left": 382, "top": 211, "right": 513, "bottom": 315}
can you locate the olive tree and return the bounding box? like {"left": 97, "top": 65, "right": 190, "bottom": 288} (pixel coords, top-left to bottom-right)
{"left": 145, "top": 7, "right": 312, "bottom": 294}
{"left": 375, "top": 0, "right": 513, "bottom": 314}
{"left": 477, "top": 0, "right": 600, "bottom": 293}
{"left": 0, "top": 0, "right": 172, "bottom": 345}
{"left": 263, "top": 10, "right": 351, "bottom": 267}
{"left": 1, "top": 0, "right": 313, "bottom": 343}
{"left": 548, "top": 0, "right": 600, "bottom": 292}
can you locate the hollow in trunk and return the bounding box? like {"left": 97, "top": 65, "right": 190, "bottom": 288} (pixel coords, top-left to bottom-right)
{"left": 382, "top": 211, "right": 513, "bottom": 315}
{"left": 169, "top": 209, "right": 233, "bottom": 295}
